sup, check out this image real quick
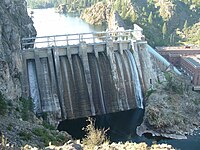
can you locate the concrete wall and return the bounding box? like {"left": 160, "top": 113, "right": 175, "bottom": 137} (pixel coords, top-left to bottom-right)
{"left": 22, "top": 40, "right": 145, "bottom": 120}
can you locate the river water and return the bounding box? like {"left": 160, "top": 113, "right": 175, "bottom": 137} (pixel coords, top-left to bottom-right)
{"left": 29, "top": 8, "right": 200, "bottom": 150}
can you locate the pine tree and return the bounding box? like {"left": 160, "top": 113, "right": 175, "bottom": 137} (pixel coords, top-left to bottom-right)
{"left": 162, "top": 22, "right": 167, "bottom": 39}
{"left": 114, "top": 0, "right": 122, "bottom": 13}
{"left": 148, "top": 12, "right": 153, "bottom": 24}
{"left": 184, "top": 20, "right": 188, "bottom": 30}
{"left": 183, "top": 20, "right": 188, "bottom": 38}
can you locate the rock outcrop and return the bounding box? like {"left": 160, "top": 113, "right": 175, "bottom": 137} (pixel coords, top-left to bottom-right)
{"left": 137, "top": 73, "right": 200, "bottom": 139}
{"left": 0, "top": 0, "right": 36, "bottom": 100}
{"left": 80, "top": 2, "right": 110, "bottom": 25}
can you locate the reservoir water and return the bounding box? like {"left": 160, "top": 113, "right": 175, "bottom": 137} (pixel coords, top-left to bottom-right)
{"left": 30, "top": 8, "right": 105, "bottom": 37}
{"left": 29, "top": 8, "right": 200, "bottom": 150}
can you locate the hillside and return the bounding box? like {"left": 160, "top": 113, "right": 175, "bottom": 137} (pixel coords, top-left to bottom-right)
{"left": 30, "top": 0, "right": 199, "bottom": 47}
{"left": 105, "top": 0, "right": 200, "bottom": 47}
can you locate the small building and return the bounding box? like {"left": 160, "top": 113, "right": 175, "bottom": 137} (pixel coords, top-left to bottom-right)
{"left": 156, "top": 46, "right": 200, "bottom": 90}
{"left": 156, "top": 46, "right": 200, "bottom": 67}
{"left": 180, "top": 55, "right": 200, "bottom": 90}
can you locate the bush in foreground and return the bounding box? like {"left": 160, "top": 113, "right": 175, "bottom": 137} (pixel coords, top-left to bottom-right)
{"left": 81, "top": 117, "right": 109, "bottom": 150}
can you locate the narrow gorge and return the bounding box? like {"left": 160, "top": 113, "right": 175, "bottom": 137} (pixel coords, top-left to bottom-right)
{"left": 1, "top": 0, "right": 200, "bottom": 149}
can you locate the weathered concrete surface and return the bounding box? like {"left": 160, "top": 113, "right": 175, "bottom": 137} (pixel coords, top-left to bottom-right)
{"left": 132, "top": 42, "right": 158, "bottom": 91}
{"left": 22, "top": 40, "right": 138, "bottom": 120}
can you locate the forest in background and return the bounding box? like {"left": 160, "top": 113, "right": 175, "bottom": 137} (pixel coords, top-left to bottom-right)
{"left": 27, "top": 0, "right": 200, "bottom": 47}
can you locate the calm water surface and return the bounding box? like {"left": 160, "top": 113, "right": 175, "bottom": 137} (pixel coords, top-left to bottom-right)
{"left": 30, "top": 8, "right": 105, "bottom": 36}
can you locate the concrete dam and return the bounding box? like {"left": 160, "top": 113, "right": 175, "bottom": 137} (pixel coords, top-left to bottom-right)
{"left": 21, "top": 30, "right": 147, "bottom": 120}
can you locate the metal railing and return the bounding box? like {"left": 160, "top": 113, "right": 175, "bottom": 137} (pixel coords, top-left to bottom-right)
{"left": 22, "top": 30, "right": 136, "bottom": 49}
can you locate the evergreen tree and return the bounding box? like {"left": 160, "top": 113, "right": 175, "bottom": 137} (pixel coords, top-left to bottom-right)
{"left": 121, "top": 0, "right": 127, "bottom": 18}
{"left": 148, "top": 12, "right": 153, "bottom": 24}
{"left": 183, "top": 20, "right": 188, "bottom": 30}
{"left": 162, "top": 22, "right": 167, "bottom": 39}
{"left": 114, "top": 0, "right": 122, "bottom": 13}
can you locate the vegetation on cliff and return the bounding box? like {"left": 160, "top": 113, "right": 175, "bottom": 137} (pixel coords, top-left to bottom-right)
{"left": 0, "top": 93, "right": 71, "bottom": 148}
{"left": 116, "top": 0, "right": 199, "bottom": 46}
{"left": 0, "top": 92, "right": 7, "bottom": 115}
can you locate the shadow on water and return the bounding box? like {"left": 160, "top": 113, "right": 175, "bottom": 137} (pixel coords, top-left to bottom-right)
{"left": 58, "top": 108, "right": 200, "bottom": 150}
{"left": 57, "top": 108, "right": 144, "bottom": 141}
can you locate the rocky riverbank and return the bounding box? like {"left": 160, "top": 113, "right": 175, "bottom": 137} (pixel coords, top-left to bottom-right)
{"left": 137, "top": 72, "right": 200, "bottom": 139}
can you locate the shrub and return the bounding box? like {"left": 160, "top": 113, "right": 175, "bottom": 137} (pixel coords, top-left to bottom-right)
{"left": 163, "top": 72, "right": 183, "bottom": 94}
{"left": 6, "top": 123, "right": 13, "bottom": 131}
{"left": 32, "top": 128, "right": 56, "bottom": 146}
{"left": 82, "top": 117, "right": 109, "bottom": 150}
{"left": 18, "top": 131, "right": 32, "bottom": 141}
{"left": 0, "top": 92, "right": 7, "bottom": 115}
{"left": 19, "top": 97, "right": 34, "bottom": 121}
{"left": 43, "top": 122, "right": 55, "bottom": 130}
{"left": 145, "top": 89, "right": 156, "bottom": 98}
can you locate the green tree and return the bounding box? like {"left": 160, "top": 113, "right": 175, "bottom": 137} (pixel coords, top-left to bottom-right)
{"left": 121, "top": 0, "right": 127, "bottom": 18}
{"left": 183, "top": 20, "right": 188, "bottom": 30}
{"left": 148, "top": 11, "right": 153, "bottom": 24}
{"left": 162, "top": 22, "right": 167, "bottom": 39}
{"left": 114, "top": 0, "right": 122, "bottom": 13}
{"left": 0, "top": 92, "right": 7, "bottom": 115}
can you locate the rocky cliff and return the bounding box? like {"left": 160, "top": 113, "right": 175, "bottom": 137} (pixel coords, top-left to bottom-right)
{"left": 0, "top": 0, "right": 36, "bottom": 100}
{"left": 0, "top": 0, "right": 70, "bottom": 148}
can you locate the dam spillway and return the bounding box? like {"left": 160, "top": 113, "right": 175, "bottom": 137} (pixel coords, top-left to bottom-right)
{"left": 21, "top": 30, "right": 145, "bottom": 120}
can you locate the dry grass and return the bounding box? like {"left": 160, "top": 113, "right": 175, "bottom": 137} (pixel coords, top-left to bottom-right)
{"left": 81, "top": 117, "right": 109, "bottom": 150}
